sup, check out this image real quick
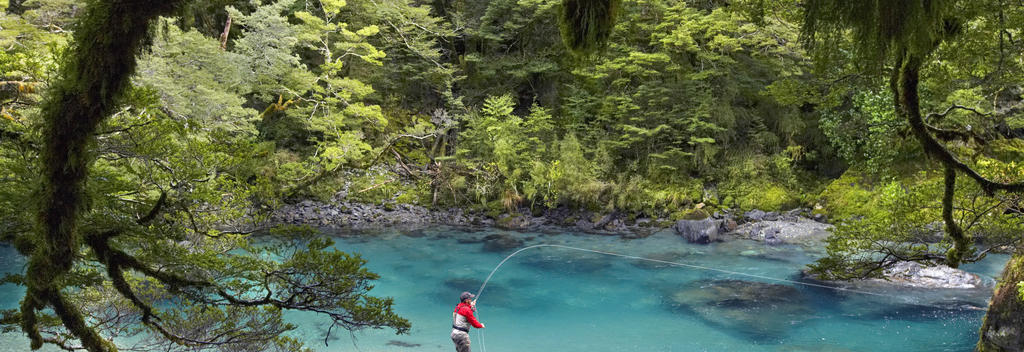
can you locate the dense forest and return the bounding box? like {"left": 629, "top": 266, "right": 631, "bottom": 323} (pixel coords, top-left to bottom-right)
{"left": 0, "top": 0, "right": 1023, "bottom": 351}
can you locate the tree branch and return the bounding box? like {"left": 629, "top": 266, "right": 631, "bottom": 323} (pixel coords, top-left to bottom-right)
{"left": 900, "top": 55, "right": 1024, "bottom": 196}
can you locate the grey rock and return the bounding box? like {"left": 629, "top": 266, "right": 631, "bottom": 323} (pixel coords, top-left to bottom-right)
{"left": 878, "top": 261, "right": 983, "bottom": 289}
{"left": 574, "top": 219, "right": 594, "bottom": 231}
{"left": 738, "top": 219, "right": 833, "bottom": 245}
{"left": 720, "top": 219, "right": 738, "bottom": 232}
{"left": 673, "top": 218, "right": 722, "bottom": 244}
{"left": 604, "top": 218, "right": 628, "bottom": 232}
{"left": 762, "top": 226, "right": 783, "bottom": 245}
{"left": 496, "top": 214, "right": 530, "bottom": 230}
{"left": 812, "top": 213, "right": 827, "bottom": 223}
{"left": 744, "top": 209, "right": 767, "bottom": 222}
{"left": 592, "top": 212, "right": 619, "bottom": 229}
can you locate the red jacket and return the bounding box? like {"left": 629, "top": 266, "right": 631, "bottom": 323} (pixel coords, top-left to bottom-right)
{"left": 454, "top": 302, "right": 483, "bottom": 328}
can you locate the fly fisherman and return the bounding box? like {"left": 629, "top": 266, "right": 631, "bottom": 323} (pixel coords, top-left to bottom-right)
{"left": 451, "top": 291, "right": 485, "bottom": 352}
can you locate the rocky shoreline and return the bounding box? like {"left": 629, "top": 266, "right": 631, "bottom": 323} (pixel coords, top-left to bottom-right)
{"left": 269, "top": 199, "right": 989, "bottom": 290}
{"left": 269, "top": 199, "right": 829, "bottom": 238}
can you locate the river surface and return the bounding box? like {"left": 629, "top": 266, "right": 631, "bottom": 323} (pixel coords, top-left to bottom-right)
{"left": 0, "top": 226, "right": 1009, "bottom": 351}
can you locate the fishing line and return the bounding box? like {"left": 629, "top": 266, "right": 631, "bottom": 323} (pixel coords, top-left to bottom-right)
{"left": 471, "top": 243, "right": 987, "bottom": 352}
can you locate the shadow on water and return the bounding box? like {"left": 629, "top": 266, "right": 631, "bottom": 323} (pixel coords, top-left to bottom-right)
{"left": 385, "top": 339, "right": 422, "bottom": 348}
{"left": 314, "top": 323, "right": 342, "bottom": 344}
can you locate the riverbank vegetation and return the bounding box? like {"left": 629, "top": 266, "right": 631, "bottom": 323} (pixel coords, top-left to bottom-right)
{"left": 0, "top": 0, "right": 1022, "bottom": 350}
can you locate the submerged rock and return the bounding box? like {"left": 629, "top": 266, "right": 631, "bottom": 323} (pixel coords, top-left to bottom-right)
{"left": 673, "top": 219, "right": 722, "bottom": 244}
{"left": 520, "top": 250, "right": 611, "bottom": 274}
{"left": 481, "top": 233, "right": 525, "bottom": 252}
{"left": 667, "top": 279, "right": 813, "bottom": 339}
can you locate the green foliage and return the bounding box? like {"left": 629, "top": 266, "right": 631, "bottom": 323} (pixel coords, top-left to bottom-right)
{"left": 820, "top": 90, "right": 914, "bottom": 176}
{"left": 809, "top": 178, "right": 945, "bottom": 279}
{"left": 987, "top": 139, "right": 1024, "bottom": 164}
{"left": 138, "top": 22, "right": 256, "bottom": 132}
{"left": 811, "top": 168, "right": 1024, "bottom": 279}
{"left": 227, "top": 0, "right": 313, "bottom": 99}
{"left": 0, "top": 1, "right": 415, "bottom": 350}
{"left": 524, "top": 134, "right": 600, "bottom": 208}
{"left": 10, "top": 0, "right": 1023, "bottom": 347}
{"left": 715, "top": 153, "right": 806, "bottom": 211}
{"left": 565, "top": 1, "right": 817, "bottom": 179}
{"left": 457, "top": 95, "right": 555, "bottom": 206}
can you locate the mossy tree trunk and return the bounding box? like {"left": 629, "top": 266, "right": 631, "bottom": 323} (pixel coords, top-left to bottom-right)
{"left": 21, "top": 1, "right": 186, "bottom": 351}
{"left": 978, "top": 254, "right": 1024, "bottom": 351}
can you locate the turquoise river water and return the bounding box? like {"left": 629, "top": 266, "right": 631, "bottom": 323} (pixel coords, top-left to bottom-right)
{"left": 0, "top": 226, "right": 1010, "bottom": 351}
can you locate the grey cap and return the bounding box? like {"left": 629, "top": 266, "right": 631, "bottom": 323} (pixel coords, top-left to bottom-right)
{"left": 460, "top": 292, "right": 475, "bottom": 301}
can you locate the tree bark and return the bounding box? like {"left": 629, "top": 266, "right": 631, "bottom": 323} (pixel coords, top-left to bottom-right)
{"left": 219, "top": 14, "right": 232, "bottom": 50}
{"left": 897, "top": 54, "right": 971, "bottom": 267}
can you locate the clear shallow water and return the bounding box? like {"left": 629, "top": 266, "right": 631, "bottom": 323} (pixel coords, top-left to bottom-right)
{"left": 0, "top": 227, "right": 1009, "bottom": 351}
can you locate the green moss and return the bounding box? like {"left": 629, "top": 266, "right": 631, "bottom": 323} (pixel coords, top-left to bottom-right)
{"left": 670, "top": 208, "right": 709, "bottom": 221}
{"left": 735, "top": 184, "right": 794, "bottom": 211}
{"left": 640, "top": 181, "right": 703, "bottom": 214}
{"left": 818, "top": 171, "right": 882, "bottom": 220}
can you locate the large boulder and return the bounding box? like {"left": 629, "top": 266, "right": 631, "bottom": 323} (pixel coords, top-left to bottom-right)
{"left": 673, "top": 218, "right": 721, "bottom": 244}
{"left": 979, "top": 254, "right": 1024, "bottom": 351}
{"left": 878, "top": 261, "right": 983, "bottom": 289}
{"left": 667, "top": 279, "right": 813, "bottom": 339}
{"left": 737, "top": 219, "right": 832, "bottom": 245}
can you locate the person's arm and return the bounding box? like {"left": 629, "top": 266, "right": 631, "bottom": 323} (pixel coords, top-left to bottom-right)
{"left": 459, "top": 306, "right": 484, "bottom": 328}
